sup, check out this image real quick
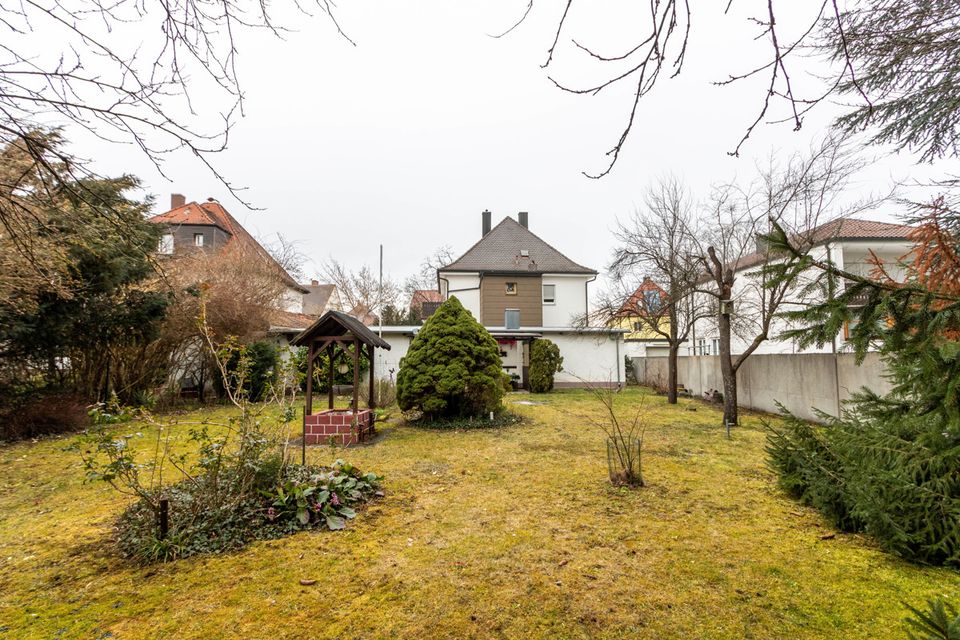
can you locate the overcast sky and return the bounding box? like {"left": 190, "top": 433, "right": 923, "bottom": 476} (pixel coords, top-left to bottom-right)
{"left": 70, "top": 0, "right": 959, "bottom": 294}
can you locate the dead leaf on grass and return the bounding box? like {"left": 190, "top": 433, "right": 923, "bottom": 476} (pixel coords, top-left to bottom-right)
{"left": 299, "top": 579, "right": 317, "bottom": 586}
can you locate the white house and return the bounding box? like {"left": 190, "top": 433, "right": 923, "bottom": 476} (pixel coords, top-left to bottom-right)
{"left": 376, "top": 211, "right": 626, "bottom": 388}
{"left": 685, "top": 217, "right": 914, "bottom": 357}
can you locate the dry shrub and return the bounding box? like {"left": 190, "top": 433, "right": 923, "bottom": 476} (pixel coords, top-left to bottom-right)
{"left": 1, "top": 394, "right": 89, "bottom": 441}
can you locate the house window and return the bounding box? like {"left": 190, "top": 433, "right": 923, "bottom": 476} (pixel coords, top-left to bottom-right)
{"left": 632, "top": 321, "right": 642, "bottom": 332}
{"left": 711, "top": 338, "right": 720, "bottom": 355}
{"left": 158, "top": 233, "right": 174, "bottom": 255}
{"left": 194, "top": 233, "right": 204, "bottom": 247}
{"left": 643, "top": 289, "right": 661, "bottom": 312}
{"left": 505, "top": 282, "right": 517, "bottom": 295}
{"left": 542, "top": 284, "right": 556, "bottom": 305}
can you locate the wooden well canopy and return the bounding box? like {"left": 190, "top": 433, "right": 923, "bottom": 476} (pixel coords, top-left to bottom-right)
{"left": 291, "top": 310, "right": 391, "bottom": 452}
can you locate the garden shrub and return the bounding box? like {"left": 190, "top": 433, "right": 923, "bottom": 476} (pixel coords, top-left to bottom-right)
{"left": 528, "top": 338, "right": 563, "bottom": 393}
{"left": 115, "top": 459, "right": 382, "bottom": 562}
{"left": 78, "top": 334, "right": 384, "bottom": 563}
{"left": 215, "top": 340, "right": 280, "bottom": 402}
{"left": 766, "top": 396, "right": 960, "bottom": 566}
{"left": 0, "top": 391, "right": 89, "bottom": 441}
{"left": 396, "top": 297, "right": 504, "bottom": 418}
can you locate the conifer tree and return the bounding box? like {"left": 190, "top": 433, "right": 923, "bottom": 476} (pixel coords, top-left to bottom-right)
{"left": 396, "top": 297, "right": 504, "bottom": 419}
{"left": 763, "top": 203, "right": 960, "bottom": 565}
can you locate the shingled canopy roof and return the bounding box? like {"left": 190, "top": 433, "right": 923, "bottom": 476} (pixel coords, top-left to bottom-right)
{"left": 440, "top": 217, "right": 596, "bottom": 274}
{"left": 292, "top": 310, "right": 391, "bottom": 350}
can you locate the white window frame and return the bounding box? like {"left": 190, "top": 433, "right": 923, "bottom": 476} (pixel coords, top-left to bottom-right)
{"left": 505, "top": 282, "right": 518, "bottom": 296}
{"left": 542, "top": 283, "right": 556, "bottom": 305}
{"left": 194, "top": 233, "right": 204, "bottom": 247}
{"left": 158, "top": 233, "right": 174, "bottom": 255}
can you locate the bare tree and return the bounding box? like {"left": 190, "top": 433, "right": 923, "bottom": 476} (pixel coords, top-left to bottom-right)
{"left": 690, "top": 134, "right": 874, "bottom": 427}
{"left": 606, "top": 175, "right": 704, "bottom": 404}
{"left": 495, "top": 1, "right": 910, "bottom": 176}
{"left": 403, "top": 245, "right": 455, "bottom": 301}
{"left": 320, "top": 258, "right": 399, "bottom": 324}
{"left": 0, "top": 0, "right": 351, "bottom": 276}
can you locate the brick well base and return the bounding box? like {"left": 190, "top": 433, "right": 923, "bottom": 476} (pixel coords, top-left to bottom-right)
{"left": 304, "top": 409, "right": 374, "bottom": 446}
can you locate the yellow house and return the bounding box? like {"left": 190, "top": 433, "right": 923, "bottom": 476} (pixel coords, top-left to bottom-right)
{"left": 615, "top": 278, "right": 671, "bottom": 356}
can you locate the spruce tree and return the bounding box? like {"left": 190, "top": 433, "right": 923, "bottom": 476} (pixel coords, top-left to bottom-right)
{"left": 763, "top": 205, "right": 960, "bottom": 565}
{"left": 396, "top": 297, "right": 504, "bottom": 419}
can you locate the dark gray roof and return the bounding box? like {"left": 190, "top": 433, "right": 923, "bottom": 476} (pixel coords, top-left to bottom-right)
{"left": 440, "top": 217, "right": 597, "bottom": 274}
{"left": 291, "top": 310, "right": 391, "bottom": 349}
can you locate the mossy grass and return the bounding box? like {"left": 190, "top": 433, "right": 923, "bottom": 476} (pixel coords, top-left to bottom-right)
{"left": 1, "top": 389, "right": 958, "bottom": 638}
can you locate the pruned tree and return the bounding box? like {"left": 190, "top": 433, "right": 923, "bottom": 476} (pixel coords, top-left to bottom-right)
{"left": 605, "top": 175, "right": 704, "bottom": 404}
{"left": 690, "top": 134, "right": 874, "bottom": 427}
{"left": 496, "top": 1, "right": 960, "bottom": 175}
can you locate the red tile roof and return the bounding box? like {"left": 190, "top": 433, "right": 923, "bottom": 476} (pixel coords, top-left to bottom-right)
{"left": 727, "top": 217, "right": 914, "bottom": 275}
{"left": 150, "top": 199, "right": 307, "bottom": 292}
{"left": 268, "top": 310, "right": 319, "bottom": 333}
{"left": 410, "top": 289, "right": 443, "bottom": 306}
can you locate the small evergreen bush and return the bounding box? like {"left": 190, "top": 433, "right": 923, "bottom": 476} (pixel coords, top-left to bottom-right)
{"left": 528, "top": 338, "right": 563, "bottom": 393}
{"left": 215, "top": 340, "right": 279, "bottom": 402}
{"left": 396, "top": 297, "right": 504, "bottom": 418}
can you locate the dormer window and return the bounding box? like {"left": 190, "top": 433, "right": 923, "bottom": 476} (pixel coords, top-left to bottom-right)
{"left": 520, "top": 250, "right": 529, "bottom": 257}
{"left": 158, "top": 233, "right": 174, "bottom": 255}
{"left": 505, "top": 282, "right": 517, "bottom": 295}
{"left": 194, "top": 233, "right": 204, "bottom": 247}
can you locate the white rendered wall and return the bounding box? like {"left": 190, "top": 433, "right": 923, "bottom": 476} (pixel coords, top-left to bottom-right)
{"left": 440, "top": 272, "right": 481, "bottom": 320}
{"left": 549, "top": 332, "right": 624, "bottom": 386}
{"left": 281, "top": 286, "right": 305, "bottom": 313}
{"left": 541, "top": 274, "right": 591, "bottom": 327}
{"left": 684, "top": 240, "right": 913, "bottom": 357}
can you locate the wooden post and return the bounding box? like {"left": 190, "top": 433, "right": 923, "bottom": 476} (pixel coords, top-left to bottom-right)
{"left": 327, "top": 343, "right": 335, "bottom": 410}
{"left": 158, "top": 497, "right": 169, "bottom": 540}
{"left": 303, "top": 342, "right": 314, "bottom": 465}
{"left": 367, "top": 343, "right": 376, "bottom": 410}
{"left": 352, "top": 338, "right": 360, "bottom": 415}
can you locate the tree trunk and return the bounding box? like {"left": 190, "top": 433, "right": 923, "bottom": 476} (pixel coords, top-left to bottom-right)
{"left": 666, "top": 342, "right": 679, "bottom": 404}
{"left": 718, "top": 308, "right": 738, "bottom": 427}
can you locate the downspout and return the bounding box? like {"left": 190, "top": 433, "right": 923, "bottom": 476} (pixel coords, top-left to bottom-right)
{"left": 615, "top": 330, "right": 622, "bottom": 390}
{"left": 585, "top": 273, "right": 597, "bottom": 324}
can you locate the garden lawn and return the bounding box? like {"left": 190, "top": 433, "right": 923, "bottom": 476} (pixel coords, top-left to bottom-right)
{"left": 1, "top": 388, "right": 957, "bottom": 639}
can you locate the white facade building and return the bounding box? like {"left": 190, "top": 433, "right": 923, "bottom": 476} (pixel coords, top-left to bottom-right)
{"left": 685, "top": 218, "right": 914, "bottom": 357}
{"left": 378, "top": 211, "right": 625, "bottom": 388}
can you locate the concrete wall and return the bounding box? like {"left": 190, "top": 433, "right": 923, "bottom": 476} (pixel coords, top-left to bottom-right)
{"left": 632, "top": 352, "right": 891, "bottom": 422}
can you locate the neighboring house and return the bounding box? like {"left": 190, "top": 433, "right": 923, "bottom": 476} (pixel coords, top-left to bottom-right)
{"left": 376, "top": 211, "right": 626, "bottom": 388}
{"left": 149, "top": 194, "right": 315, "bottom": 356}
{"left": 685, "top": 217, "right": 914, "bottom": 357}
{"left": 302, "top": 280, "right": 343, "bottom": 316}
{"left": 409, "top": 289, "right": 443, "bottom": 320}
{"left": 617, "top": 277, "right": 671, "bottom": 358}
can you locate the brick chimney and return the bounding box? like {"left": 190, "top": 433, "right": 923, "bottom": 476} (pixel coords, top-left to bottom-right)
{"left": 518, "top": 211, "right": 528, "bottom": 229}
{"left": 482, "top": 209, "right": 491, "bottom": 237}
{"left": 171, "top": 193, "right": 186, "bottom": 209}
